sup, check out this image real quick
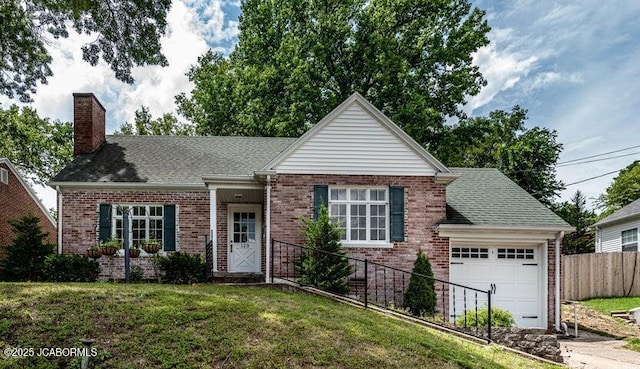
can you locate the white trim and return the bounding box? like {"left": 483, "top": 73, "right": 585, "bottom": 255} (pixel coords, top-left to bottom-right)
{"left": 227, "top": 204, "right": 263, "bottom": 273}
{"left": 263, "top": 93, "right": 451, "bottom": 173}
{"left": 542, "top": 241, "right": 549, "bottom": 332}
{"left": 49, "top": 181, "right": 208, "bottom": 191}
{"left": 210, "top": 187, "right": 218, "bottom": 272}
{"left": 438, "top": 224, "right": 575, "bottom": 234}
{"left": 1, "top": 158, "right": 56, "bottom": 228}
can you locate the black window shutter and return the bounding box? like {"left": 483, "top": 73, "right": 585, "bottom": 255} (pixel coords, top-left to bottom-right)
{"left": 313, "top": 185, "right": 329, "bottom": 219}
{"left": 389, "top": 186, "right": 405, "bottom": 241}
{"left": 164, "top": 205, "right": 176, "bottom": 251}
{"left": 98, "top": 203, "right": 112, "bottom": 243}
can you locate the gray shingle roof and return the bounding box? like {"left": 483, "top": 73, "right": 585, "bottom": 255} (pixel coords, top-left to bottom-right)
{"left": 593, "top": 198, "right": 640, "bottom": 227}
{"left": 444, "top": 167, "right": 572, "bottom": 229}
{"left": 52, "top": 135, "right": 296, "bottom": 184}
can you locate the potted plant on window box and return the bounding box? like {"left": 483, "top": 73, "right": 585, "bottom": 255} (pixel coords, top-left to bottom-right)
{"left": 100, "top": 236, "right": 120, "bottom": 256}
{"left": 86, "top": 245, "right": 103, "bottom": 259}
{"left": 127, "top": 245, "right": 141, "bottom": 258}
{"left": 142, "top": 239, "right": 162, "bottom": 254}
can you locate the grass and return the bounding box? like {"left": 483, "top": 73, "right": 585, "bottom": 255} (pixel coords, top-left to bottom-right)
{"left": 582, "top": 296, "right": 640, "bottom": 315}
{"left": 0, "top": 283, "right": 559, "bottom": 369}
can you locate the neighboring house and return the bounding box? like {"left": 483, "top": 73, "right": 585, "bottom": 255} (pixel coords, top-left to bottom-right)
{"left": 593, "top": 199, "right": 640, "bottom": 252}
{"left": 0, "top": 158, "right": 57, "bottom": 252}
{"left": 50, "top": 92, "right": 572, "bottom": 330}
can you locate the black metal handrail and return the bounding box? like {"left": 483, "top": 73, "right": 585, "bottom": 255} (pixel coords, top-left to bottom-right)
{"left": 271, "top": 239, "right": 492, "bottom": 341}
{"left": 205, "top": 236, "right": 214, "bottom": 280}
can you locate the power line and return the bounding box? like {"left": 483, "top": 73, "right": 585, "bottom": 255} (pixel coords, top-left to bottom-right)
{"left": 558, "top": 144, "right": 640, "bottom": 165}
{"left": 564, "top": 169, "right": 621, "bottom": 187}
{"left": 556, "top": 151, "right": 640, "bottom": 168}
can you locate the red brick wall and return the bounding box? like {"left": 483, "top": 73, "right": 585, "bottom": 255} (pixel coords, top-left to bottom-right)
{"left": 547, "top": 239, "right": 558, "bottom": 331}
{"left": 60, "top": 189, "right": 210, "bottom": 279}
{"left": 270, "top": 174, "right": 449, "bottom": 279}
{"left": 0, "top": 163, "right": 56, "bottom": 252}
{"left": 73, "top": 93, "right": 105, "bottom": 156}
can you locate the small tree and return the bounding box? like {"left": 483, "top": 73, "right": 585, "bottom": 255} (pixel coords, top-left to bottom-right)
{"left": 296, "top": 205, "right": 352, "bottom": 294}
{"left": 0, "top": 214, "right": 55, "bottom": 281}
{"left": 404, "top": 249, "right": 437, "bottom": 316}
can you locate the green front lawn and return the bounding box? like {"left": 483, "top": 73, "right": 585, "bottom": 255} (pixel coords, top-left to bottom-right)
{"left": 0, "top": 283, "right": 558, "bottom": 369}
{"left": 582, "top": 296, "right": 640, "bottom": 315}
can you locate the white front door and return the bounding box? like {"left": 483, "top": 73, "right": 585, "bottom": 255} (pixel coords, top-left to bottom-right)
{"left": 449, "top": 245, "right": 542, "bottom": 328}
{"left": 228, "top": 205, "right": 262, "bottom": 273}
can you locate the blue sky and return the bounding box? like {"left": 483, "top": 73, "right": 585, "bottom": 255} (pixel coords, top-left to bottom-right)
{"left": 2, "top": 0, "right": 639, "bottom": 211}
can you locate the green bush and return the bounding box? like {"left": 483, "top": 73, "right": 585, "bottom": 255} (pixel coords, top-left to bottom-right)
{"left": 43, "top": 254, "right": 100, "bottom": 282}
{"left": 158, "top": 252, "right": 206, "bottom": 284}
{"left": 130, "top": 265, "right": 144, "bottom": 283}
{"left": 0, "top": 215, "right": 55, "bottom": 281}
{"left": 455, "top": 305, "right": 515, "bottom": 327}
{"left": 404, "top": 249, "right": 436, "bottom": 316}
{"left": 296, "top": 205, "right": 352, "bottom": 294}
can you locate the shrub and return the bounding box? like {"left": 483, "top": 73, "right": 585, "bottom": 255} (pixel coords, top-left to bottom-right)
{"left": 404, "top": 249, "right": 436, "bottom": 316}
{"left": 455, "top": 305, "right": 515, "bottom": 327}
{"left": 296, "top": 205, "right": 352, "bottom": 294}
{"left": 43, "top": 254, "right": 100, "bottom": 282}
{"left": 158, "top": 252, "right": 206, "bottom": 284}
{"left": 130, "top": 265, "right": 144, "bottom": 283}
{"left": 0, "top": 215, "right": 55, "bottom": 281}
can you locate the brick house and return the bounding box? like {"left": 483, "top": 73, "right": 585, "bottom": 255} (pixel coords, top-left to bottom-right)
{"left": 0, "top": 158, "right": 57, "bottom": 253}
{"left": 50, "top": 92, "right": 572, "bottom": 330}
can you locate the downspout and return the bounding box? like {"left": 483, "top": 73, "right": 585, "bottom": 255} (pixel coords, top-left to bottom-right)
{"left": 555, "top": 231, "right": 564, "bottom": 332}
{"left": 56, "top": 186, "right": 62, "bottom": 254}
{"left": 265, "top": 175, "right": 272, "bottom": 283}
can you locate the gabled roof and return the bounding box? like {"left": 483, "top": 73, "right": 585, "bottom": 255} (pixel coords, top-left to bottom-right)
{"left": 443, "top": 167, "right": 572, "bottom": 230}
{"left": 51, "top": 136, "right": 296, "bottom": 185}
{"left": 0, "top": 158, "right": 56, "bottom": 227}
{"left": 593, "top": 198, "right": 640, "bottom": 227}
{"left": 263, "top": 92, "right": 451, "bottom": 174}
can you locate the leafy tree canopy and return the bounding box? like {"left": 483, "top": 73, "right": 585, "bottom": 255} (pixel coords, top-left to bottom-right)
{"left": 176, "top": 0, "right": 491, "bottom": 141}
{"left": 1, "top": 0, "right": 171, "bottom": 102}
{"left": 440, "top": 106, "right": 564, "bottom": 205}
{"left": 598, "top": 160, "right": 640, "bottom": 216}
{"left": 0, "top": 105, "right": 73, "bottom": 185}
{"left": 115, "top": 106, "right": 194, "bottom": 136}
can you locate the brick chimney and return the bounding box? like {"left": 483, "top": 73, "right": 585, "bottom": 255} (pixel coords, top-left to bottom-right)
{"left": 73, "top": 93, "right": 106, "bottom": 156}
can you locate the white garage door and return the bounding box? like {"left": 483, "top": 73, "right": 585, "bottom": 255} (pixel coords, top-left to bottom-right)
{"left": 449, "top": 246, "right": 542, "bottom": 328}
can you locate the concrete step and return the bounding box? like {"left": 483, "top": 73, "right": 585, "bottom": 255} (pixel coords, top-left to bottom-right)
{"left": 209, "top": 272, "right": 264, "bottom": 283}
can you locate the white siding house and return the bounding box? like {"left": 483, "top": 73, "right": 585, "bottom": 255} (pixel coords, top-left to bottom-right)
{"left": 594, "top": 198, "right": 640, "bottom": 252}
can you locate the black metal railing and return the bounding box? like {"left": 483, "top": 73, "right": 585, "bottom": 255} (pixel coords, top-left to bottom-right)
{"left": 271, "top": 239, "right": 492, "bottom": 341}
{"left": 205, "top": 236, "right": 214, "bottom": 280}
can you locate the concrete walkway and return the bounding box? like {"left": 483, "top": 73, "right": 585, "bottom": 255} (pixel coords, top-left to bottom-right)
{"left": 560, "top": 332, "right": 640, "bottom": 369}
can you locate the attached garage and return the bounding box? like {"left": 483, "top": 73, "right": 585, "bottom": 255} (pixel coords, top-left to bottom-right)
{"left": 449, "top": 245, "right": 544, "bottom": 328}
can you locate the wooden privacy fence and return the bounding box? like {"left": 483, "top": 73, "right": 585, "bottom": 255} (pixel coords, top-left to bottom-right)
{"left": 562, "top": 252, "right": 640, "bottom": 301}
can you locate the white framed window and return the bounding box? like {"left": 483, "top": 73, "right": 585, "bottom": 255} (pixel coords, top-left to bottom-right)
{"left": 329, "top": 187, "right": 389, "bottom": 245}
{"left": 0, "top": 168, "right": 8, "bottom": 184}
{"left": 112, "top": 205, "right": 164, "bottom": 249}
{"left": 622, "top": 228, "right": 638, "bottom": 252}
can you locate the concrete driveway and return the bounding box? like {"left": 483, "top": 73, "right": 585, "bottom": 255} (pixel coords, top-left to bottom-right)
{"left": 560, "top": 332, "right": 640, "bottom": 369}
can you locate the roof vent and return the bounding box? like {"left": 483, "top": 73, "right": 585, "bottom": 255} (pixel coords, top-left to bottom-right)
{"left": 0, "top": 168, "right": 7, "bottom": 184}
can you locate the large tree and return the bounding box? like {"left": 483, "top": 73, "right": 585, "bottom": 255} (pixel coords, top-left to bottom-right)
{"left": 598, "top": 161, "right": 640, "bottom": 216}
{"left": 0, "top": 105, "right": 73, "bottom": 185}
{"left": 439, "top": 106, "right": 563, "bottom": 205}
{"left": 115, "top": 106, "right": 194, "bottom": 136}
{"left": 176, "top": 0, "right": 491, "bottom": 141}
{"left": 1, "top": 0, "right": 171, "bottom": 102}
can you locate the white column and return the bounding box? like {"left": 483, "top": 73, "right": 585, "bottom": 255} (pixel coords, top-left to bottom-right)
{"left": 265, "top": 175, "right": 272, "bottom": 282}
{"left": 210, "top": 186, "right": 218, "bottom": 272}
